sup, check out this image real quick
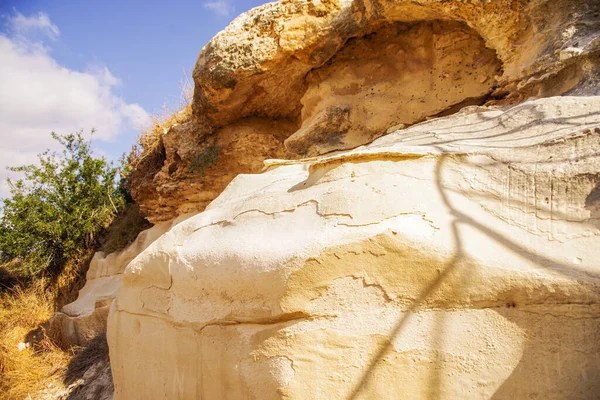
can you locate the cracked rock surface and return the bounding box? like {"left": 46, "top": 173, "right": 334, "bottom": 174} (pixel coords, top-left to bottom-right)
{"left": 108, "top": 96, "right": 600, "bottom": 399}
{"left": 48, "top": 217, "right": 189, "bottom": 348}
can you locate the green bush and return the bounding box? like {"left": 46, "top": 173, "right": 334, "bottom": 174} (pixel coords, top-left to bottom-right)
{"left": 0, "top": 130, "right": 125, "bottom": 278}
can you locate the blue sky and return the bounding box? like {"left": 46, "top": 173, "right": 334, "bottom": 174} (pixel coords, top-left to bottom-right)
{"left": 0, "top": 0, "right": 268, "bottom": 197}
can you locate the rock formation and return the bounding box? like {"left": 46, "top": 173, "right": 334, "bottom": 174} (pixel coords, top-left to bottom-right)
{"left": 99, "top": 0, "right": 600, "bottom": 398}
{"left": 130, "top": 0, "right": 600, "bottom": 223}
{"left": 129, "top": 117, "right": 298, "bottom": 222}
{"left": 109, "top": 96, "right": 600, "bottom": 398}
{"left": 49, "top": 217, "right": 189, "bottom": 348}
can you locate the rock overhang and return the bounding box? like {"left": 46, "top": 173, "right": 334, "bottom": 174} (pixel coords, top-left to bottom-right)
{"left": 130, "top": 0, "right": 600, "bottom": 223}
{"left": 192, "top": 0, "right": 600, "bottom": 131}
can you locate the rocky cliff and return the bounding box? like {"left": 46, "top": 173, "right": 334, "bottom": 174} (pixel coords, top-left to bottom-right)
{"left": 129, "top": 0, "right": 600, "bottom": 223}
{"left": 62, "top": 0, "right": 600, "bottom": 398}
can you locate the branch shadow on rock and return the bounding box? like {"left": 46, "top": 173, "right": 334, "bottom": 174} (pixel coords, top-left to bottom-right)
{"left": 346, "top": 145, "right": 600, "bottom": 399}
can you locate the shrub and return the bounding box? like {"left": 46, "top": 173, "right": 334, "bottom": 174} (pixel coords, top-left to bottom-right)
{"left": 0, "top": 130, "right": 125, "bottom": 278}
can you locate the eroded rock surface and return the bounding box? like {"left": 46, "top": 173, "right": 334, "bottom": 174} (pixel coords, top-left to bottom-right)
{"left": 129, "top": 118, "right": 298, "bottom": 223}
{"left": 287, "top": 20, "right": 501, "bottom": 155}
{"left": 194, "top": 0, "right": 600, "bottom": 125}
{"left": 131, "top": 0, "right": 600, "bottom": 222}
{"left": 49, "top": 217, "right": 188, "bottom": 348}
{"left": 108, "top": 96, "right": 600, "bottom": 399}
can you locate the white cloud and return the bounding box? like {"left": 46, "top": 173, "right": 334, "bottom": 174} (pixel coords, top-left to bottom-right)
{"left": 203, "top": 0, "right": 234, "bottom": 17}
{"left": 9, "top": 10, "right": 60, "bottom": 40}
{"left": 0, "top": 12, "right": 150, "bottom": 199}
{"left": 87, "top": 64, "right": 122, "bottom": 87}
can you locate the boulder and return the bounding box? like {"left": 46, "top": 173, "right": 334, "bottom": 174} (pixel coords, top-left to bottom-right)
{"left": 108, "top": 96, "right": 600, "bottom": 399}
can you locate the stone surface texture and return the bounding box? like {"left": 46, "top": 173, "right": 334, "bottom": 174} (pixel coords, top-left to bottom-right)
{"left": 108, "top": 96, "right": 600, "bottom": 399}
{"left": 49, "top": 216, "right": 189, "bottom": 348}
{"left": 130, "top": 0, "right": 600, "bottom": 222}
{"left": 193, "top": 0, "right": 599, "bottom": 126}
{"left": 129, "top": 118, "right": 298, "bottom": 222}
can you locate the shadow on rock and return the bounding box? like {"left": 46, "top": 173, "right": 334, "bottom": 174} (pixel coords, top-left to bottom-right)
{"left": 63, "top": 332, "right": 113, "bottom": 400}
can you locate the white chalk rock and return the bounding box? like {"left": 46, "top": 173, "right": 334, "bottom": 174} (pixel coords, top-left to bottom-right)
{"left": 109, "top": 97, "right": 600, "bottom": 399}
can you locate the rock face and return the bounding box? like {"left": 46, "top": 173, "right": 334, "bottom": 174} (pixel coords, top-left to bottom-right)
{"left": 196, "top": 0, "right": 600, "bottom": 120}
{"left": 131, "top": 0, "right": 600, "bottom": 222}
{"left": 107, "top": 0, "right": 600, "bottom": 397}
{"left": 129, "top": 117, "right": 298, "bottom": 223}
{"left": 108, "top": 96, "right": 600, "bottom": 399}
{"left": 286, "top": 20, "right": 501, "bottom": 155}
{"left": 49, "top": 217, "right": 188, "bottom": 348}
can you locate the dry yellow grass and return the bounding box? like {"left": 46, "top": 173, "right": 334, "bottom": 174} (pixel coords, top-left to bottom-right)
{"left": 129, "top": 103, "right": 192, "bottom": 169}
{"left": 0, "top": 195, "right": 151, "bottom": 399}
{"left": 0, "top": 251, "right": 92, "bottom": 400}
{"left": 128, "top": 76, "right": 193, "bottom": 170}
{"left": 0, "top": 281, "right": 71, "bottom": 400}
{"left": 52, "top": 251, "right": 95, "bottom": 310}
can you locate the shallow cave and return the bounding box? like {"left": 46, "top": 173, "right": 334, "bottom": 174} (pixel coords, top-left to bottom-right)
{"left": 285, "top": 20, "right": 503, "bottom": 156}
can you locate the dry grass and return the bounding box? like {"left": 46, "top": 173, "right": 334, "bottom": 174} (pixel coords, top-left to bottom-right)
{"left": 0, "top": 250, "right": 93, "bottom": 400}
{"left": 52, "top": 251, "right": 95, "bottom": 310}
{"left": 129, "top": 103, "right": 192, "bottom": 169}
{"left": 128, "top": 75, "right": 193, "bottom": 171}
{"left": 0, "top": 205, "right": 150, "bottom": 399}
{"left": 0, "top": 280, "right": 71, "bottom": 400}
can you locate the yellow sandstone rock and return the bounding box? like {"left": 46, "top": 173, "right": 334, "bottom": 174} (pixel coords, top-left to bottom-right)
{"left": 131, "top": 0, "right": 600, "bottom": 222}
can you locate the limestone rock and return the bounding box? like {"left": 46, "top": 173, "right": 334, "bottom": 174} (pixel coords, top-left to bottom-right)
{"left": 286, "top": 20, "right": 501, "bottom": 155}
{"left": 193, "top": 0, "right": 600, "bottom": 127}
{"left": 130, "top": 0, "right": 600, "bottom": 222}
{"left": 108, "top": 96, "right": 600, "bottom": 399}
{"left": 48, "top": 217, "right": 187, "bottom": 348}
{"left": 112, "top": 0, "right": 600, "bottom": 395}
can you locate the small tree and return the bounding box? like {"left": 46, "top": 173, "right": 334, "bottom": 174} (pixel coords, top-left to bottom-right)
{"left": 0, "top": 130, "right": 125, "bottom": 278}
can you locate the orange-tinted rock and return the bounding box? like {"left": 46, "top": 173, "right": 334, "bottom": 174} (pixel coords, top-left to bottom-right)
{"left": 130, "top": 0, "right": 599, "bottom": 222}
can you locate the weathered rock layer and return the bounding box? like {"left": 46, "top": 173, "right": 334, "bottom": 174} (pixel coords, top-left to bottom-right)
{"left": 287, "top": 20, "right": 501, "bottom": 155}
{"left": 49, "top": 217, "right": 187, "bottom": 348}
{"left": 193, "top": 0, "right": 599, "bottom": 126}
{"left": 109, "top": 96, "right": 600, "bottom": 399}
{"left": 106, "top": 0, "right": 600, "bottom": 398}
{"left": 131, "top": 0, "right": 600, "bottom": 222}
